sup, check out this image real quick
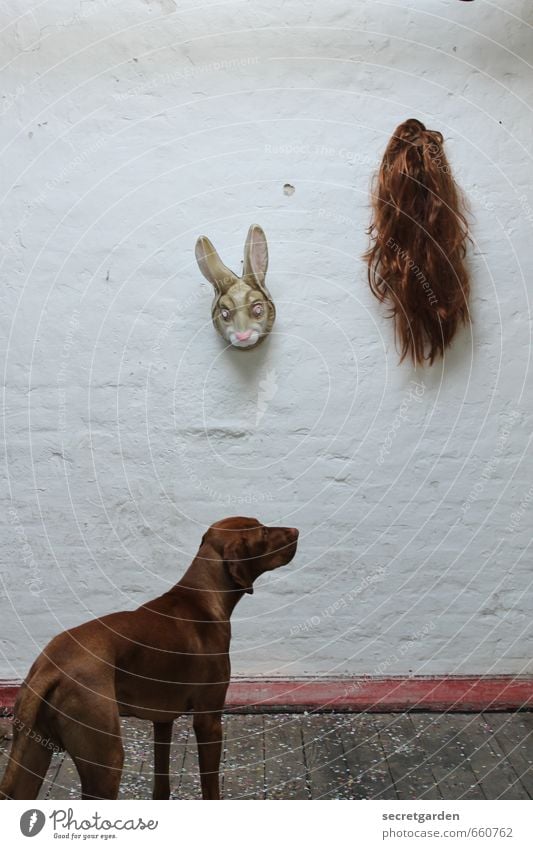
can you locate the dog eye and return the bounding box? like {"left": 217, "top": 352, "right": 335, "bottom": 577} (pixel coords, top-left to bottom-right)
{"left": 220, "top": 308, "right": 231, "bottom": 321}
{"left": 251, "top": 303, "right": 264, "bottom": 318}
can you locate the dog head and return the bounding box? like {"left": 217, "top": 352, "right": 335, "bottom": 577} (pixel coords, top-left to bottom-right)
{"left": 202, "top": 517, "right": 299, "bottom": 594}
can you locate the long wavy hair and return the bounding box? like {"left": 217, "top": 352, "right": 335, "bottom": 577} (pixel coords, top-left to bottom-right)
{"left": 364, "top": 119, "right": 471, "bottom": 365}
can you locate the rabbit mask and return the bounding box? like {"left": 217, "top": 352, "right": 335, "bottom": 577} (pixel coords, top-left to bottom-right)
{"left": 195, "top": 225, "right": 276, "bottom": 350}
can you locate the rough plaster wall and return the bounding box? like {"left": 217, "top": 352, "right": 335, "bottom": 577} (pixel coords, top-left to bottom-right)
{"left": 1, "top": 0, "right": 532, "bottom": 680}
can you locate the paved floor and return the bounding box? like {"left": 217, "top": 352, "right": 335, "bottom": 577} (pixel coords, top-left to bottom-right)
{"left": 1, "top": 712, "right": 532, "bottom": 800}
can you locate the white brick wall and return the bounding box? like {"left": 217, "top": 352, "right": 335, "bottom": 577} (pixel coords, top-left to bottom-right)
{"left": 1, "top": 0, "right": 532, "bottom": 679}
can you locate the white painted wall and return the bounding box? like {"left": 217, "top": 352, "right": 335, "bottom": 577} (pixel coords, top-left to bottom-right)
{"left": 1, "top": 0, "right": 533, "bottom": 681}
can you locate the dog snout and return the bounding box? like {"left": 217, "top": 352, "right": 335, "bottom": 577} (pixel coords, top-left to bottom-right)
{"left": 278, "top": 526, "right": 299, "bottom": 561}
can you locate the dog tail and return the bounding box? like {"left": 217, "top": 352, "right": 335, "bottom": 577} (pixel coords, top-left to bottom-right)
{"left": 0, "top": 666, "right": 58, "bottom": 800}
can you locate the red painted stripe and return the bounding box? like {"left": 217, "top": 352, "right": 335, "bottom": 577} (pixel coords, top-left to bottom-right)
{"left": 225, "top": 677, "right": 533, "bottom": 712}
{"left": 0, "top": 684, "right": 19, "bottom": 710}
{"left": 1, "top": 677, "right": 532, "bottom": 713}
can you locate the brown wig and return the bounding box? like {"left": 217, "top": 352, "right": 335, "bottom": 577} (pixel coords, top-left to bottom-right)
{"left": 364, "top": 118, "right": 470, "bottom": 365}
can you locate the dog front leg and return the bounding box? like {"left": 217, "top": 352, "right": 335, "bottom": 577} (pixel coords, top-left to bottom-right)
{"left": 193, "top": 712, "right": 222, "bottom": 800}
{"left": 153, "top": 721, "right": 173, "bottom": 799}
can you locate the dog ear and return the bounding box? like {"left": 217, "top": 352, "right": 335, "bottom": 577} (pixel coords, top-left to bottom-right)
{"left": 224, "top": 539, "right": 254, "bottom": 594}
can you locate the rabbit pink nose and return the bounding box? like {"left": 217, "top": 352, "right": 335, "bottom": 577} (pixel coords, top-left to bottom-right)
{"left": 235, "top": 330, "right": 252, "bottom": 341}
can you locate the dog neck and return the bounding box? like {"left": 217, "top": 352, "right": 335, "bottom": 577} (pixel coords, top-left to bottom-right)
{"left": 172, "top": 543, "right": 246, "bottom": 618}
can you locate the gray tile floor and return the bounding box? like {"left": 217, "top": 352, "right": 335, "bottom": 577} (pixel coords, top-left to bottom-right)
{"left": 1, "top": 712, "right": 532, "bottom": 800}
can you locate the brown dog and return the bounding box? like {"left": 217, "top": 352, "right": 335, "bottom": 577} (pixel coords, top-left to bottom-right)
{"left": 0, "top": 517, "right": 299, "bottom": 800}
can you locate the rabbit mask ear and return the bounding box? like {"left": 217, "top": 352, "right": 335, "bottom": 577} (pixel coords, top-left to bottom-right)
{"left": 195, "top": 236, "right": 235, "bottom": 294}
{"left": 243, "top": 224, "right": 268, "bottom": 286}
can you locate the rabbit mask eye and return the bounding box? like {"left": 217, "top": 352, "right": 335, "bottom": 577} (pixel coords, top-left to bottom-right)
{"left": 251, "top": 302, "right": 264, "bottom": 318}
{"left": 220, "top": 308, "right": 231, "bottom": 321}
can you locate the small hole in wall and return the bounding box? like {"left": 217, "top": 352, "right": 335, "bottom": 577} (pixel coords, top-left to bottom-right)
{"left": 283, "top": 183, "right": 295, "bottom": 196}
